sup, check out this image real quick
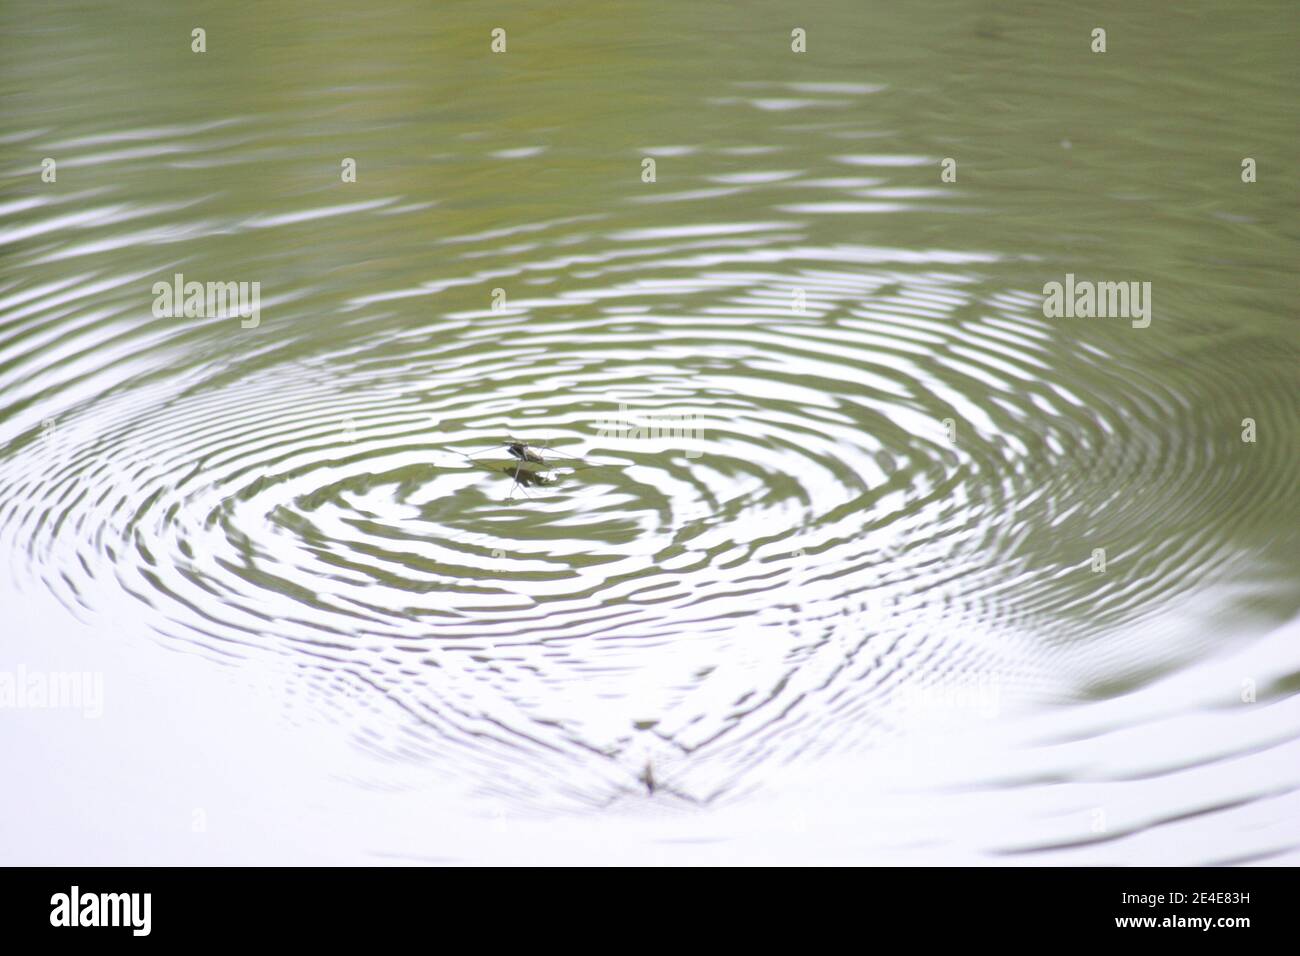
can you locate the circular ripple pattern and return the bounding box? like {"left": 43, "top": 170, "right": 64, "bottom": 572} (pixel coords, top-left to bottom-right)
{"left": 2, "top": 226, "right": 1294, "bottom": 803}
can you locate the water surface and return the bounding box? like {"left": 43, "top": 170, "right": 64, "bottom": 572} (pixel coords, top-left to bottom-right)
{"left": 2, "top": 0, "right": 1298, "bottom": 862}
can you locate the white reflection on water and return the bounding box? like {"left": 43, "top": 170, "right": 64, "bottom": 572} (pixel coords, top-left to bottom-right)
{"left": 5, "top": 586, "right": 1298, "bottom": 865}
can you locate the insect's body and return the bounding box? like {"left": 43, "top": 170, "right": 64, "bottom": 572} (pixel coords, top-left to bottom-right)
{"left": 459, "top": 437, "right": 610, "bottom": 500}
{"left": 507, "top": 442, "right": 547, "bottom": 465}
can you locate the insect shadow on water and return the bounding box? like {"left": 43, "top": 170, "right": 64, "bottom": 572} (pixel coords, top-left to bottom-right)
{"left": 459, "top": 438, "right": 609, "bottom": 500}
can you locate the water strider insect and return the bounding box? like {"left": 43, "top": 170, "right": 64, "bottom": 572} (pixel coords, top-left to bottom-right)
{"left": 460, "top": 437, "right": 608, "bottom": 499}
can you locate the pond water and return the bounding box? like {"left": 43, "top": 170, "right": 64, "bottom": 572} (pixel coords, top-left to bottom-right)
{"left": 2, "top": 0, "right": 1297, "bottom": 863}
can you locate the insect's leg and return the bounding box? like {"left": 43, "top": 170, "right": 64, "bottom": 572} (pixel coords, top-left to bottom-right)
{"left": 508, "top": 462, "right": 535, "bottom": 501}
{"left": 462, "top": 440, "right": 508, "bottom": 459}
{"left": 517, "top": 464, "right": 537, "bottom": 499}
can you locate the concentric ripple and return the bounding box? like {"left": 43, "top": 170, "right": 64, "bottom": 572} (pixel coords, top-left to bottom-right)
{"left": 2, "top": 4, "right": 1297, "bottom": 834}
{"left": 2, "top": 211, "right": 1295, "bottom": 805}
